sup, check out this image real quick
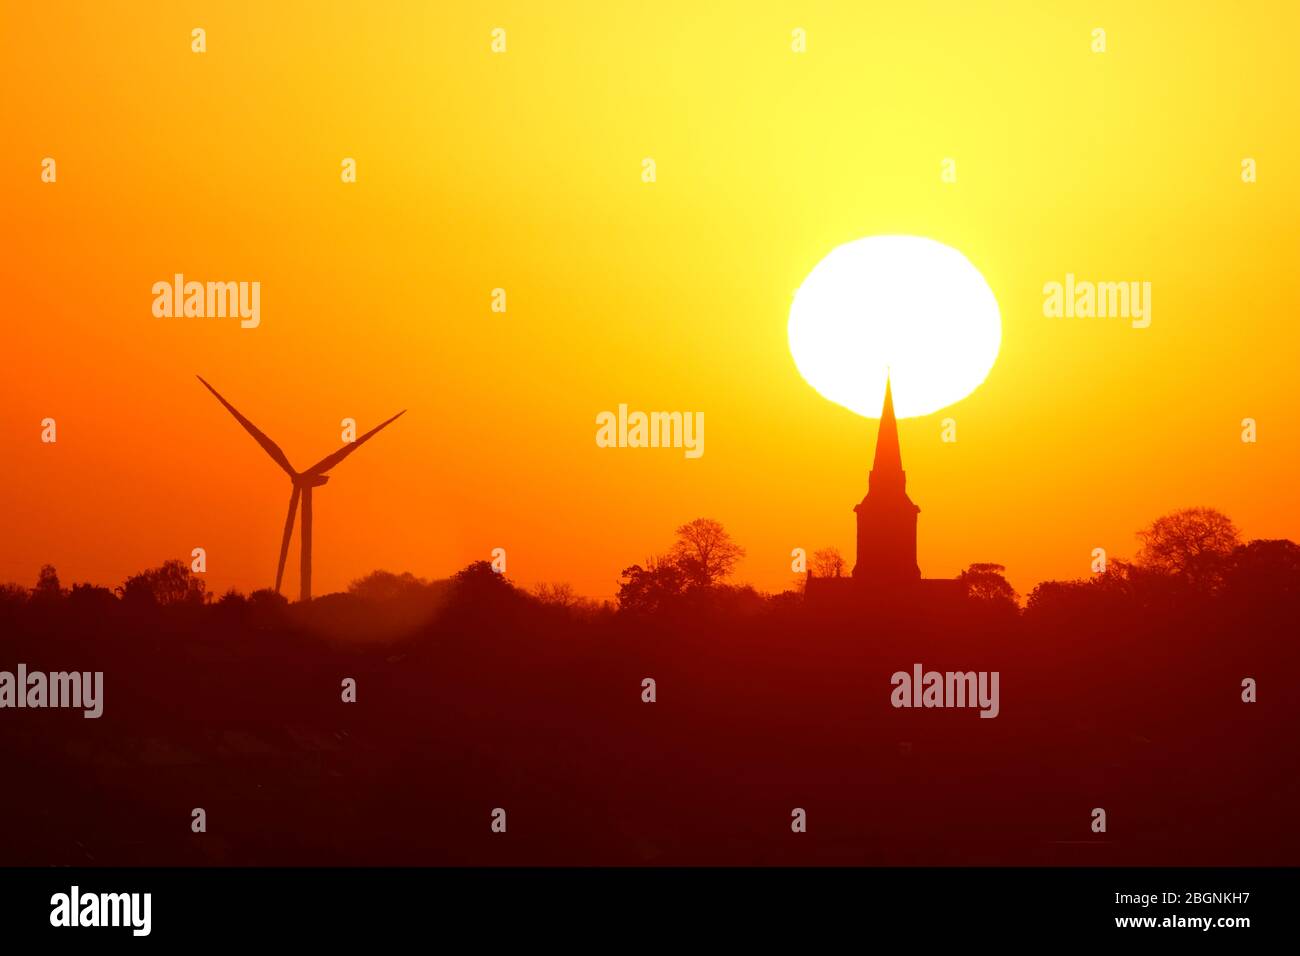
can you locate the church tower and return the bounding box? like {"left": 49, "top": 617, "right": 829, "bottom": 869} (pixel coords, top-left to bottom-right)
{"left": 852, "top": 376, "right": 921, "bottom": 582}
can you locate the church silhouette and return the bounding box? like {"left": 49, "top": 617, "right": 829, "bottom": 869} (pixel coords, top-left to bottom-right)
{"left": 806, "top": 376, "right": 966, "bottom": 604}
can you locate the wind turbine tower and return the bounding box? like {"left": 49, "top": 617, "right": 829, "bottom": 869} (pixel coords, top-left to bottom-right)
{"left": 197, "top": 376, "right": 405, "bottom": 602}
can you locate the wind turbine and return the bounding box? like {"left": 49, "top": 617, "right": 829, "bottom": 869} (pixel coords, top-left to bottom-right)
{"left": 197, "top": 376, "right": 405, "bottom": 602}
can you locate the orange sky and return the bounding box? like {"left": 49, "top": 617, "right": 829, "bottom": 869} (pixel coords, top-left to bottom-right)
{"left": 2, "top": 2, "right": 1297, "bottom": 600}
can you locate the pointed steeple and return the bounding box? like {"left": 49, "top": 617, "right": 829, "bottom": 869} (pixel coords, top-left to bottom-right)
{"left": 870, "top": 374, "right": 904, "bottom": 481}
{"left": 853, "top": 371, "right": 921, "bottom": 582}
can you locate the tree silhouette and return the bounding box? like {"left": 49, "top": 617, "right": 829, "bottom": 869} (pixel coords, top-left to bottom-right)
{"left": 1137, "top": 507, "right": 1240, "bottom": 591}
{"left": 958, "top": 562, "right": 1018, "bottom": 608}
{"left": 1223, "top": 539, "right": 1300, "bottom": 602}
{"left": 32, "top": 564, "right": 62, "bottom": 601}
{"left": 246, "top": 588, "right": 290, "bottom": 625}
{"left": 617, "top": 558, "right": 689, "bottom": 614}
{"left": 1024, "top": 578, "right": 1087, "bottom": 619}
{"left": 0, "top": 582, "right": 29, "bottom": 611}
{"left": 670, "top": 518, "right": 745, "bottom": 588}
{"left": 450, "top": 560, "right": 515, "bottom": 607}
{"left": 810, "top": 547, "right": 846, "bottom": 578}
{"left": 67, "top": 582, "right": 116, "bottom": 613}
{"left": 533, "top": 582, "right": 578, "bottom": 608}
{"left": 122, "top": 559, "right": 206, "bottom": 607}
{"left": 348, "top": 569, "right": 429, "bottom": 602}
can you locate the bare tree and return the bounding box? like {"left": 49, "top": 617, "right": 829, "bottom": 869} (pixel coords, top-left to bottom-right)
{"left": 533, "top": 582, "right": 578, "bottom": 608}
{"left": 1137, "top": 508, "right": 1240, "bottom": 590}
{"left": 670, "top": 518, "right": 745, "bottom": 587}
{"left": 810, "top": 547, "right": 846, "bottom": 578}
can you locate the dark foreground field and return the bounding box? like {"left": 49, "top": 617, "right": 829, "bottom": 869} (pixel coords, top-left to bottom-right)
{"left": 2, "top": 559, "right": 1295, "bottom": 867}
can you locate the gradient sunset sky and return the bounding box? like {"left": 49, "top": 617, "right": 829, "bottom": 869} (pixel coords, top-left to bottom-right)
{"left": 3, "top": 2, "right": 1297, "bottom": 600}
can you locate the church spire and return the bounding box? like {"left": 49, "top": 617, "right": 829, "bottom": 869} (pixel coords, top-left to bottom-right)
{"left": 853, "top": 371, "right": 921, "bottom": 581}
{"left": 871, "top": 373, "right": 904, "bottom": 478}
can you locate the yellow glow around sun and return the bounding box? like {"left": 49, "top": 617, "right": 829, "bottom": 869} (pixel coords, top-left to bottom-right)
{"left": 788, "top": 236, "right": 1002, "bottom": 419}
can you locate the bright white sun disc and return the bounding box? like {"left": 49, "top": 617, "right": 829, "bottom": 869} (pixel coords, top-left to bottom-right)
{"left": 788, "top": 235, "right": 1001, "bottom": 418}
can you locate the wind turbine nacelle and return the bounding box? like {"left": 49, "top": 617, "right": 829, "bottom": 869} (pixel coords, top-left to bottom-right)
{"left": 198, "top": 376, "right": 405, "bottom": 603}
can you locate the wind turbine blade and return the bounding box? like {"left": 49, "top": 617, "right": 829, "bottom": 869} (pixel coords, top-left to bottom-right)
{"left": 274, "top": 485, "right": 301, "bottom": 594}
{"left": 304, "top": 410, "right": 405, "bottom": 477}
{"left": 197, "top": 376, "right": 297, "bottom": 477}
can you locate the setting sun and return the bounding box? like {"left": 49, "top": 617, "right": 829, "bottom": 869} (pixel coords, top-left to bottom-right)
{"left": 788, "top": 236, "right": 1002, "bottom": 418}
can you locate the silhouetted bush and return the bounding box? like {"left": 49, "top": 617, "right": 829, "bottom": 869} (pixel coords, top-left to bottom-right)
{"left": 122, "top": 559, "right": 206, "bottom": 608}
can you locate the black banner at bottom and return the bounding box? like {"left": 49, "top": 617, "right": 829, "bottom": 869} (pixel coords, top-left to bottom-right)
{"left": 0, "top": 866, "right": 1290, "bottom": 942}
